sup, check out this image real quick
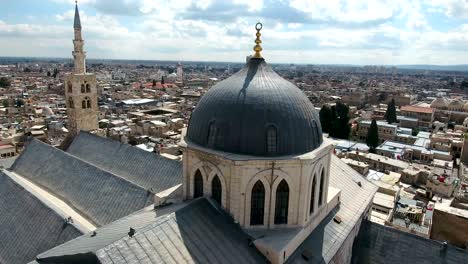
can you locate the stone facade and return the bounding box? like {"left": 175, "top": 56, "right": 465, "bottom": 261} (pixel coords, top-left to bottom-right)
{"left": 182, "top": 140, "right": 334, "bottom": 228}
{"left": 180, "top": 136, "right": 340, "bottom": 264}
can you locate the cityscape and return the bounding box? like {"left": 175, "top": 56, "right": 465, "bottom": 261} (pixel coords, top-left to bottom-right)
{"left": 1, "top": 1, "right": 468, "bottom": 264}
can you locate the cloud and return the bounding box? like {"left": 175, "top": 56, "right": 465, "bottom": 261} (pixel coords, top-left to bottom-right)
{"left": 429, "top": 0, "right": 468, "bottom": 18}
{"left": 0, "top": 0, "right": 466, "bottom": 64}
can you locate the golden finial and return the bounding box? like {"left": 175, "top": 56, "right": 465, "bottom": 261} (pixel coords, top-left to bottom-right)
{"left": 253, "top": 22, "right": 263, "bottom": 58}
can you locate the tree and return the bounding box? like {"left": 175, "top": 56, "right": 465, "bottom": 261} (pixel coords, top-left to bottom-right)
{"left": 52, "top": 68, "right": 59, "bottom": 78}
{"left": 319, "top": 105, "right": 333, "bottom": 133}
{"left": 2, "top": 100, "right": 9, "bottom": 108}
{"left": 0, "top": 77, "right": 10, "bottom": 88}
{"left": 329, "top": 102, "right": 351, "bottom": 139}
{"left": 378, "top": 93, "right": 387, "bottom": 103}
{"left": 366, "top": 119, "right": 379, "bottom": 153}
{"left": 384, "top": 98, "right": 397, "bottom": 124}
{"left": 15, "top": 99, "right": 24, "bottom": 108}
{"left": 461, "top": 80, "right": 468, "bottom": 90}
{"left": 47, "top": 71, "right": 51, "bottom": 77}
{"left": 152, "top": 79, "right": 156, "bottom": 87}
{"left": 335, "top": 102, "right": 351, "bottom": 139}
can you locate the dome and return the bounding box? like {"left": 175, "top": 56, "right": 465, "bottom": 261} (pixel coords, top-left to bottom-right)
{"left": 186, "top": 58, "right": 322, "bottom": 156}
{"left": 448, "top": 99, "right": 462, "bottom": 107}
{"left": 430, "top": 97, "right": 448, "bottom": 108}
{"left": 463, "top": 101, "right": 468, "bottom": 111}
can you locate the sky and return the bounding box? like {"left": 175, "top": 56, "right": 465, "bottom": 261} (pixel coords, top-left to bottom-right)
{"left": 0, "top": 0, "right": 468, "bottom": 65}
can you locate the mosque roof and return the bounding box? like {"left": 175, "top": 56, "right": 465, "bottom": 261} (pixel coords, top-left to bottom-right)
{"left": 0, "top": 171, "right": 82, "bottom": 264}
{"left": 186, "top": 58, "right": 322, "bottom": 157}
{"left": 186, "top": 22, "right": 322, "bottom": 157}
{"left": 10, "top": 139, "right": 154, "bottom": 226}
{"left": 67, "top": 132, "right": 182, "bottom": 193}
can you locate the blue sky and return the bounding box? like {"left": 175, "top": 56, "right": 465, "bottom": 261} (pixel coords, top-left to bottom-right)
{"left": 0, "top": 0, "right": 468, "bottom": 65}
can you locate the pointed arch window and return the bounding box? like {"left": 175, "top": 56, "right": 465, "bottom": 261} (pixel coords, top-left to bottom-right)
{"left": 211, "top": 175, "right": 222, "bottom": 205}
{"left": 194, "top": 170, "right": 203, "bottom": 198}
{"left": 310, "top": 175, "right": 316, "bottom": 214}
{"left": 250, "top": 181, "right": 265, "bottom": 226}
{"left": 82, "top": 97, "right": 91, "bottom": 109}
{"left": 67, "top": 82, "right": 73, "bottom": 93}
{"left": 207, "top": 122, "right": 217, "bottom": 147}
{"left": 266, "top": 125, "right": 278, "bottom": 154}
{"left": 68, "top": 98, "right": 74, "bottom": 109}
{"left": 319, "top": 170, "right": 325, "bottom": 206}
{"left": 85, "top": 84, "right": 91, "bottom": 93}
{"left": 274, "top": 180, "right": 289, "bottom": 225}
{"left": 80, "top": 84, "right": 85, "bottom": 93}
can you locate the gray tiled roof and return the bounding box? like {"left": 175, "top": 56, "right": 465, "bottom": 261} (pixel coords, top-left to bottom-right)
{"left": 10, "top": 139, "right": 154, "bottom": 226}
{"left": 352, "top": 221, "right": 468, "bottom": 264}
{"left": 67, "top": 132, "right": 182, "bottom": 193}
{"left": 35, "top": 199, "right": 266, "bottom": 264}
{"left": 96, "top": 198, "right": 265, "bottom": 264}
{"left": 0, "top": 156, "right": 17, "bottom": 169}
{"left": 0, "top": 171, "right": 82, "bottom": 264}
{"left": 288, "top": 155, "right": 378, "bottom": 263}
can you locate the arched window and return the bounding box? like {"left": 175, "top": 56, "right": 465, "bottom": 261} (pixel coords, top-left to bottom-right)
{"left": 310, "top": 175, "right": 316, "bottom": 214}
{"left": 250, "top": 181, "right": 265, "bottom": 226}
{"left": 274, "top": 180, "right": 289, "bottom": 225}
{"left": 211, "top": 175, "right": 222, "bottom": 205}
{"left": 85, "top": 84, "right": 91, "bottom": 93}
{"left": 194, "top": 170, "right": 203, "bottom": 198}
{"left": 207, "top": 122, "right": 216, "bottom": 147}
{"left": 82, "top": 97, "right": 91, "bottom": 109}
{"left": 81, "top": 84, "right": 85, "bottom": 93}
{"left": 67, "top": 82, "right": 72, "bottom": 93}
{"left": 68, "top": 98, "right": 74, "bottom": 109}
{"left": 266, "top": 125, "right": 278, "bottom": 154}
{"left": 319, "top": 170, "right": 325, "bottom": 206}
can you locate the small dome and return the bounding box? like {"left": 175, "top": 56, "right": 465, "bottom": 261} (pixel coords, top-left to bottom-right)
{"left": 186, "top": 58, "right": 322, "bottom": 156}
{"left": 431, "top": 97, "right": 448, "bottom": 108}
{"left": 463, "top": 102, "right": 468, "bottom": 111}
{"left": 448, "top": 99, "right": 462, "bottom": 107}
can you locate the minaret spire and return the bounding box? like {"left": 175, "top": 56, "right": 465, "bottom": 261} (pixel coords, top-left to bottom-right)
{"left": 72, "top": 0, "right": 86, "bottom": 74}
{"left": 74, "top": 1, "right": 82, "bottom": 30}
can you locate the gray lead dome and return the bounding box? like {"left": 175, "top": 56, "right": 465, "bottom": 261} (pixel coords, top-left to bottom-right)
{"left": 186, "top": 58, "right": 322, "bottom": 156}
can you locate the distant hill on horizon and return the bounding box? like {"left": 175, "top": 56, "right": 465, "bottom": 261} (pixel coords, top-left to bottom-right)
{"left": 0, "top": 56, "right": 467, "bottom": 72}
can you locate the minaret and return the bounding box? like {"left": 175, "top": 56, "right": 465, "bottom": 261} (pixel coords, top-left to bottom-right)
{"left": 65, "top": 1, "right": 98, "bottom": 136}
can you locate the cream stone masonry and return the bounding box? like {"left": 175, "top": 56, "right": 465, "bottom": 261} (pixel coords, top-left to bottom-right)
{"left": 65, "top": 2, "right": 98, "bottom": 136}
{"left": 180, "top": 131, "right": 337, "bottom": 226}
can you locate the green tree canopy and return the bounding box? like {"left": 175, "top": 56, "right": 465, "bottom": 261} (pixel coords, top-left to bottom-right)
{"left": 0, "top": 77, "right": 10, "bottom": 88}
{"left": 384, "top": 98, "right": 397, "bottom": 124}
{"left": 329, "top": 102, "right": 351, "bottom": 139}
{"left": 319, "top": 105, "right": 333, "bottom": 133}
{"left": 366, "top": 119, "right": 380, "bottom": 153}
